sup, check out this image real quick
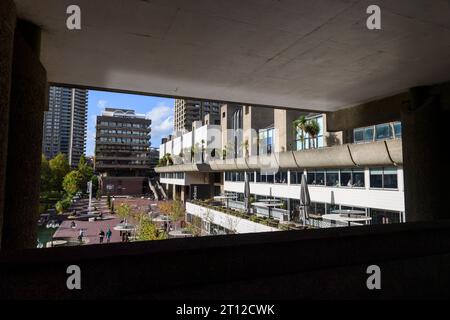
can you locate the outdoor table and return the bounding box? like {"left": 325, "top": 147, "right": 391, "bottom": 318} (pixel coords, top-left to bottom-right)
{"left": 252, "top": 202, "right": 283, "bottom": 219}
{"left": 46, "top": 240, "right": 67, "bottom": 248}
{"left": 321, "top": 213, "right": 372, "bottom": 226}
{"left": 213, "top": 195, "right": 235, "bottom": 208}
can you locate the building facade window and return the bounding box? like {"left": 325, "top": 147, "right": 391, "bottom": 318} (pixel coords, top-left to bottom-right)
{"left": 370, "top": 167, "right": 398, "bottom": 189}
{"left": 354, "top": 121, "right": 401, "bottom": 144}
{"left": 295, "top": 115, "right": 324, "bottom": 150}
{"left": 325, "top": 170, "right": 339, "bottom": 187}
{"left": 232, "top": 107, "right": 243, "bottom": 158}
{"left": 258, "top": 127, "right": 274, "bottom": 155}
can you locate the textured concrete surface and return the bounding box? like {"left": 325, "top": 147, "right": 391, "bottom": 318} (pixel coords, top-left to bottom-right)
{"left": 2, "top": 20, "right": 47, "bottom": 250}
{"left": 401, "top": 83, "right": 450, "bottom": 222}
{"left": 13, "top": 0, "right": 450, "bottom": 111}
{"left": 1, "top": 220, "right": 450, "bottom": 299}
{"left": 0, "top": 0, "right": 16, "bottom": 249}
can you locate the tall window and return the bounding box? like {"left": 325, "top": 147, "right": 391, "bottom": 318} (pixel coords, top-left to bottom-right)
{"left": 258, "top": 127, "right": 274, "bottom": 155}
{"left": 232, "top": 107, "right": 243, "bottom": 158}
{"left": 295, "top": 115, "right": 324, "bottom": 150}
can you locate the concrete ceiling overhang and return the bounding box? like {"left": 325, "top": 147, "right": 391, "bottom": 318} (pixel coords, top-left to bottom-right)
{"left": 14, "top": 0, "right": 450, "bottom": 111}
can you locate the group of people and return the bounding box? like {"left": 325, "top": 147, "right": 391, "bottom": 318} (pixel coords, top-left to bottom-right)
{"left": 98, "top": 228, "right": 112, "bottom": 243}
{"left": 76, "top": 227, "right": 112, "bottom": 244}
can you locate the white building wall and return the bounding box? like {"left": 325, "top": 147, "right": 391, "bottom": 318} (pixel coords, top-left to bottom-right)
{"left": 160, "top": 173, "right": 210, "bottom": 186}
{"left": 159, "top": 143, "right": 166, "bottom": 159}
{"left": 186, "top": 202, "right": 279, "bottom": 234}
{"left": 173, "top": 136, "right": 182, "bottom": 158}
{"left": 224, "top": 181, "right": 405, "bottom": 212}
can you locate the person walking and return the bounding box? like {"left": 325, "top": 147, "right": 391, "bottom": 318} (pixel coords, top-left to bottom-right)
{"left": 78, "top": 229, "right": 84, "bottom": 244}
{"left": 99, "top": 229, "right": 105, "bottom": 243}
{"left": 106, "top": 228, "right": 112, "bottom": 243}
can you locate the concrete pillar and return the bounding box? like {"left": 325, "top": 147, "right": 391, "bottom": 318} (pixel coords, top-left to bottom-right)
{"left": 401, "top": 83, "right": 450, "bottom": 222}
{"left": 220, "top": 103, "right": 240, "bottom": 159}
{"left": 172, "top": 184, "right": 177, "bottom": 200}
{"left": 0, "top": 0, "right": 16, "bottom": 249}
{"left": 243, "top": 106, "right": 274, "bottom": 156}
{"left": 2, "top": 20, "right": 47, "bottom": 250}
{"left": 274, "top": 109, "right": 307, "bottom": 152}
{"left": 180, "top": 186, "right": 185, "bottom": 202}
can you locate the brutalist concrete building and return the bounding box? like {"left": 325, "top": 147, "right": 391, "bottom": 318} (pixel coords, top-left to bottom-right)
{"left": 42, "top": 86, "right": 88, "bottom": 166}
{"left": 95, "top": 108, "right": 152, "bottom": 195}
{"left": 174, "top": 99, "right": 221, "bottom": 132}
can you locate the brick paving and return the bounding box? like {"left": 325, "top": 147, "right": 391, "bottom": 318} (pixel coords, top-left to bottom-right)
{"left": 53, "top": 216, "right": 123, "bottom": 244}
{"left": 52, "top": 198, "right": 169, "bottom": 245}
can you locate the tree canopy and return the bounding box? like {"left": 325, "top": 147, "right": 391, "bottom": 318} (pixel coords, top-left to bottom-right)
{"left": 62, "top": 170, "right": 85, "bottom": 196}
{"left": 48, "top": 153, "right": 71, "bottom": 191}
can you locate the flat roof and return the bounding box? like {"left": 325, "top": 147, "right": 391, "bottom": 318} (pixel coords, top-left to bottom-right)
{"left": 15, "top": 0, "right": 450, "bottom": 111}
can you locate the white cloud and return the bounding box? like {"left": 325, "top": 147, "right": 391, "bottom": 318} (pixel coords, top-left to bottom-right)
{"left": 146, "top": 103, "right": 174, "bottom": 147}
{"left": 146, "top": 103, "right": 174, "bottom": 135}
{"left": 97, "top": 99, "right": 107, "bottom": 109}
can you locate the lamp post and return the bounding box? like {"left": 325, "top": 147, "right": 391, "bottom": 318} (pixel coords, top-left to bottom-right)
{"left": 87, "top": 180, "right": 93, "bottom": 212}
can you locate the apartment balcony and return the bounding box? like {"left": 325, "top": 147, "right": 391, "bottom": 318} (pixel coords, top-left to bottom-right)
{"left": 186, "top": 201, "right": 281, "bottom": 233}
{"left": 209, "top": 139, "right": 403, "bottom": 171}
{"left": 155, "top": 163, "right": 211, "bottom": 173}
{"left": 155, "top": 140, "right": 402, "bottom": 173}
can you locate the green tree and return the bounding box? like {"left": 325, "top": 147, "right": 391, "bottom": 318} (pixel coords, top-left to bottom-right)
{"left": 49, "top": 153, "right": 71, "bottom": 191}
{"left": 62, "top": 170, "right": 84, "bottom": 196}
{"left": 77, "top": 155, "right": 94, "bottom": 189}
{"left": 40, "top": 154, "right": 53, "bottom": 193}
{"left": 305, "top": 119, "right": 321, "bottom": 149}
{"left": 293, "top": 115, "right": 307, "bottom": 150}
{"left": 136, "top": 214, "right": 166, "bottom": 241}
{"left": 170, "top": 200, "right": 185, "bottom": 230}
{"left": 117, "top": 203, "right": 131, "bottom": 222}
{"left": 55, "top": 197, "right": 71, "bottom": 213}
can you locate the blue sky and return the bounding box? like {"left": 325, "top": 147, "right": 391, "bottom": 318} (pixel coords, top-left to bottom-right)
{"left": 86, "top": 90, "right": 174, "bottom": 156}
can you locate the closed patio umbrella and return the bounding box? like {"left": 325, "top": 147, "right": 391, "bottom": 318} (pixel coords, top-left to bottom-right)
{"left": 244, "top": 171, "right": 251, "bottom": 214}
{"left": 300, "top": 173, "right": 311, "bottom": 226}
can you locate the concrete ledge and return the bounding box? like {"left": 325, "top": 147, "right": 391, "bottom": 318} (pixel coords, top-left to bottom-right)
{"left": 386, "top": 139, "right": 403, "bottom": 165}
{"left": 209, "top": 158, "right": 238, "bottom": 171}
{"left": 247, "top": 153, "right": 278, "bottom": 171}
{"left": 275, "top": 151, "right": 297, "bottom": 169}
{"left": 1, "top": 220, "right": 450, "bottom": 299}
{"left": 235, "top": 157, "right": 249, "bottom": 170}
{"left": 154, "top": 163, "right": 211, "bottom": 173}
{"left": 349, "top": 141, "right": 393, "bottom": 167}
{"left": 186, "top": 202, "right": 279, "bottom": 233}
{"left": 293, "top": 144, "right": 355, "bottom": 168}
{"left": 207, "top": 140, "right": 403, "bottom": 172}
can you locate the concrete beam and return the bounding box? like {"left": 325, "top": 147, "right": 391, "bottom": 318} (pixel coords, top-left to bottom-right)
{"left": 1, "top": 220, "right": 450, "bottom": 299}
{"left": 401, "top": 82, "right": 450, "bottom": 222}
{"left": 0, "top": 0, "right": 16, "bottom": 249}
{"left": 326, "top": 93, "right": 410, "bottom": 132}
{"left": 2, "top": 20, "right": 47, "bottom": 250}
